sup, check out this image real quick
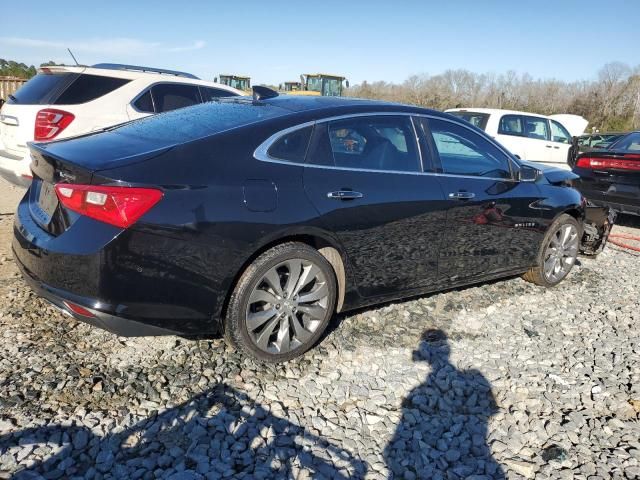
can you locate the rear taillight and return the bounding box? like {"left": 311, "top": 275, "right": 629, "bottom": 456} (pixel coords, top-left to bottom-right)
{"left": 34, "top": 109, "right": 75, "bottom": 141}
{"left": 576, "top": 155, "right": 640, "bottom": 171}
{"left": 54, "top": 184, "right": 163, "bottom": 228}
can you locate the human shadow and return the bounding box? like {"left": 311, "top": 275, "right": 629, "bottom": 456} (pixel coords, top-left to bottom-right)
{"left": 1, "top": 383, "right": 367, "bottom": 479}
{"left": 384, "top": 329, "right": 505, "bottom": 479}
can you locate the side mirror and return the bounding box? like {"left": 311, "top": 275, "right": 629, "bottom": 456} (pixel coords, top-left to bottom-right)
{"left": 214, "top": 77, "right": 218, "bottom": 83}
{"left": 518, "top": 165, "right": 540, "bottom": 182}
{"left": 0, "top": 98, "right": 4, "bottom": 109}
{"left": 345, "top": 80, "right": 350, "bottom": 88}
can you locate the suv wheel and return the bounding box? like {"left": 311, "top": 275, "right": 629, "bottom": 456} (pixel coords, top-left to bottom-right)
{"left": 523, "top": 214, "right": 581, "bottom": 287}
{"left": 224, "top": 242, "right": 337, "bottom": 362}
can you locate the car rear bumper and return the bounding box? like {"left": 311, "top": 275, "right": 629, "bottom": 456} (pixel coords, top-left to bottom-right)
{"left": 12, "top": 194, "right": 221, "bottom": 336}
{"left": 575, "top": 178, "right": 640, "bottom": 216}
{"left": 0, "top": 149, "right": 31, "bottom": 187}
{"left": 14, "top": 254, "right": 177, "bottom": 336}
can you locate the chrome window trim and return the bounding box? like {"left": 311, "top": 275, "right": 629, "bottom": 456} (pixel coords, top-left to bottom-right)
{"left": 253, "top": 111, "right": 520, "bottom": 182}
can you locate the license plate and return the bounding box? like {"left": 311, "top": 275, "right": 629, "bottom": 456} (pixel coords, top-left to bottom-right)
{"left": 38, "top": 182, "right": 58, "bottom": 221}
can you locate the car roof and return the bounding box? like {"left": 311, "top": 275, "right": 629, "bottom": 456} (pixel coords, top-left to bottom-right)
{"left": 446, "top": 107, "right": 550, "bottom": 118}
{"left": 38, "top": 65, "right": 242, "bottom": 94}
{"left": 258, "top": 94, "right": 437, "bottom": 116}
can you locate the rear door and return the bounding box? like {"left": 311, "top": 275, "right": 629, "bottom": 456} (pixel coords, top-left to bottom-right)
{"left": 418, "top": 116, "right": 543, "bottom": 281}
{"left": 302, "top": 114, "right": 448, "bottom": 298}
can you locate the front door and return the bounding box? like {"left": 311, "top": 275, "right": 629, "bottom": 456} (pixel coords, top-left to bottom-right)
{"left": 303, "top": 114, "right": 448, "bottom": 298}
{"left": 418, "top": 116, "right": 544, "bottom": 281}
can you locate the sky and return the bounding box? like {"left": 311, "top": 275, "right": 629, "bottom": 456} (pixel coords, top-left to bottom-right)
{"left": 2, "top": 0, "right": 639, "bottom": 86}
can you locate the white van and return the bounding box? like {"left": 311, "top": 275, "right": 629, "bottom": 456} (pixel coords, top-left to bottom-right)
{"left": 445, "top": 108, "right": 588, "bottom": 170}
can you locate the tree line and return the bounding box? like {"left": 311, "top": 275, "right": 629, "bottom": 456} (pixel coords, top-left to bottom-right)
{"left": 346, "top": 62, "right": 640, "bottom": 132}
{"left": 0, "top": 60, "right": 61, "bottom": 79}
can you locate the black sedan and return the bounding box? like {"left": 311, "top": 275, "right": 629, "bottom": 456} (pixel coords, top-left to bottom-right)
{"left": 14, "top": 92, "right": 593, "bottom": 362}
{"left": 571, "top": 131, "right": 640, "bottom": 216}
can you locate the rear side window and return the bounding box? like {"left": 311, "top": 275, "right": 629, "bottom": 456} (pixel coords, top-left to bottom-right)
{"left": 200, "top": 87, "right": 238, "bottom": 102}
{"left": 428, "top": 118, "right": 512, "bottom": 179}
{"left": 523, "top": 116, "right": 549, "bottom": 140}
{"left": 449, "top": 111, "right": 489, "bottom": 130}
{"left": 133, "top": 90, "right": 154, "bottom": 113}
{"left": 54, "top": 74, "right": 130, "bottom": 104}
{"left": 6, "top": 72, "right": 77, "bottom": 105}
{"left": 150, "top": 84, "right": 201, "bottom": 112}
{"left": 267, "top": 126, "right": 312, "bottom": 162}
{"left": 498, "top": 115, "right": 523, "bottom": 136}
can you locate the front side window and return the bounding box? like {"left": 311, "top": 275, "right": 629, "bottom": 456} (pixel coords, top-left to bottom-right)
{"left": 498, "top": 115, "right": 523, "bottom": 136}
{"left": 323, "top": 116, "right": 420, "bottom": 172}
{"left": 306, "top": 76, "right": 323, "bottom": 93}
{"left": 267, "top": 126, "right": 313, "bottom": 162}
{"left": 150, "top": 84, "right": 201, "bottom": 113}
{"left": 550, "top": 120, "right": 571, "bottom": 144}
{"left": 322, "top": 78, "right": 342, "bottom": 97}
{"left": 523, "top": 116, "right": 549, "bottom": 141}
{"left": 428, "top": 118, "right": 512, "bottom": 179}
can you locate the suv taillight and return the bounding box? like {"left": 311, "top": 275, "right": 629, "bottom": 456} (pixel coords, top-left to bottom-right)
{"left": 55, "top": 184, "right": 163, "bottom": 228}
{"left": 34, "top": 109, "right": 75, "bottom": 141}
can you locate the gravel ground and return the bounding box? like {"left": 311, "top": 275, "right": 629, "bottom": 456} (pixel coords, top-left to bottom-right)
{"left": 0, "top": 180, "right": 639, "bottom": 479}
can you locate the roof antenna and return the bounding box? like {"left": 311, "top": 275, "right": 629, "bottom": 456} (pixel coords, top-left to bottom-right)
{"left": 67, "top": 48, "right": 80, "bottom": 66}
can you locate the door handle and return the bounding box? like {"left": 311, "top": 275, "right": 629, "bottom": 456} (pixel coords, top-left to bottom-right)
{"left": 448, "top": 191, "right": 475, "bottom": 200}
{"left": 546, "top": 145, "right": 553, "bottom": 148}
{"left": 553, "top": 146, "right": 560, "bottom": 149}
{"left": 327, "top": 190, "right": 364, "bottom": 200}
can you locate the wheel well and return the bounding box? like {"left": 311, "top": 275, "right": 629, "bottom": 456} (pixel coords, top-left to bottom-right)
{"left": 564, "top": 208, "right": 582, "bottom": 221}
{"left": 219, "top": 235, "right": 347, "bottom": 324}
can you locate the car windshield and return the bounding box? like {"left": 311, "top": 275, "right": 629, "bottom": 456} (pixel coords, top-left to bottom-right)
{"left": 448, "top": 111, "right": 490, "bottom": 130}
{"left": 608, "top": 132, "right": 640, "bottom": 152}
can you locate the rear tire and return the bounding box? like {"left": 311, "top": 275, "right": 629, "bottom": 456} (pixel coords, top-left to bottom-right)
{"left": 523, "top": 214, "right": 581, "bottom": 287}
{"left": 223, "top": 242, "right": 337, "bottom": 363}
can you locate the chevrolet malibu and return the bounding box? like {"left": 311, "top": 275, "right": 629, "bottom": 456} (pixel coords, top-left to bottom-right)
{"left": 14, "top": 92, "right": 591, "bottom": 362}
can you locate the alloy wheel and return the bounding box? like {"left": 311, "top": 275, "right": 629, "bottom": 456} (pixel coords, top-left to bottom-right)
{"left": 245, "top": 259, "right": 330, "bottom": 355}
{"left": 543, "top": 223, "right": 579, "bottom": 283}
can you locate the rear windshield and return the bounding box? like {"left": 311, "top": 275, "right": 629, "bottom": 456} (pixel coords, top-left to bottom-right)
{"left": 110, "top": 99, "right": 291, "bottom": 144}
{"left": 609, "top": 132, "right": 640, "bottom": 152}
{"left": 6, "top": 72, "right": 130, "bottom": 105}
{"left": 6, "top": 72, "right": 77, "bottom": 105}
{"left": 448, "top": 111, "right": 490, "bottom": 130}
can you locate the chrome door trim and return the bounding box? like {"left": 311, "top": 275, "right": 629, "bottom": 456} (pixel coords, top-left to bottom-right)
{"left": 253, "top": 111, "right": 521, "bottom": 182}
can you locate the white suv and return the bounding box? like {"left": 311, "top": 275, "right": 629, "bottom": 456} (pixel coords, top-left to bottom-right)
{"left": 0, "top": 64, "right": 242, "bottom": 186}
{"left": 445, "top": 108, "right": 588, "bottom": 170}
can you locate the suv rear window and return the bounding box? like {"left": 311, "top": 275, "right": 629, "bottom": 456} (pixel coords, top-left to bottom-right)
{"left": 448, "top": 111, "right": 489, "bottom": 130}
{"left": 55, "top": 74, "right": 130, "bottom": 104}
{"left": 6, "top": 72, "right": 130, "bottom": 105}
{"left": 6, "top": 72, "right": 77, "bottom": 105}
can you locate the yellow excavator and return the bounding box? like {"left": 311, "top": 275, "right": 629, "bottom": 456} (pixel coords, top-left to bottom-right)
{"left": 216, "top": 74, "right": 251, "bottom": 93}
{"left": 280, "top": 74, "right": 348, "bottom": 96}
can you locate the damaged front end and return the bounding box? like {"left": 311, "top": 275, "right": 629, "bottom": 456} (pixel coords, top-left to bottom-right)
{"left": 581, "top": 203, "right": 617, "bottom": 256}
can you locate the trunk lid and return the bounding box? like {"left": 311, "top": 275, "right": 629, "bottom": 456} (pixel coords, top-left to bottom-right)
{"left": 27, "top": 138, "right": 171, "bottom": 236}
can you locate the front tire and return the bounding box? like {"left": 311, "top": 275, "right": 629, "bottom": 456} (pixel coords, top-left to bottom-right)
{"left": 523, "top": 214, "right": 581, "bottom": 287}
{"left": 223, "top": 242, "right": 337, "bottom": 363}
